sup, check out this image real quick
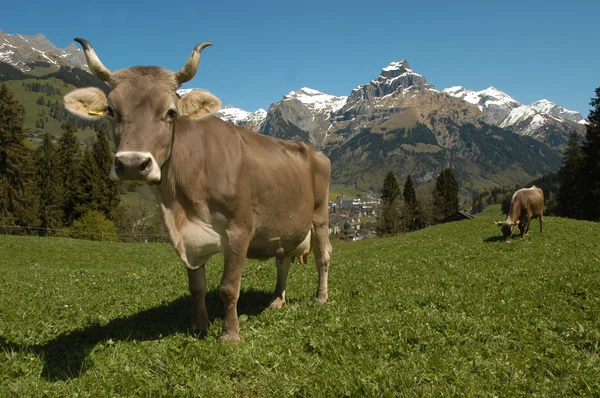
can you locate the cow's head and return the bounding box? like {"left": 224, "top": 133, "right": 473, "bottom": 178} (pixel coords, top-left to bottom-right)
{"left": 64, "top": 38, "right": 221, "bottom": 183}
{"left": 495, "top": 221, "right": 516, "bottom": 242}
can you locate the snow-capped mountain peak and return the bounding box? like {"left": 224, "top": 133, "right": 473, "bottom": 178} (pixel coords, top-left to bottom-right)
{"left": 283, "top": 87, "right": 347, "bottom": 114}
{"left": 445, "top": 85, "right": 586, "bottom": 141}
{"left": 443, "top": 85, "right": 521, "bottom": 125}
{"left": 529, "top": 99, "right": 583, "bottom": 123}
{"left": 216, "top": 105, "right": 266, "bottom": 125}
{"left": 443, "top": 86, "right": 520, "bottom": 109}
{"left": 382, "top": 60, "right": 410, "bottom": 72}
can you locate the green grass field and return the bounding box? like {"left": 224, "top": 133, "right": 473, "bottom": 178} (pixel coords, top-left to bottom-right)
{"left": 475, "top": 203, "right": 504, "bottom": 218}
{"left": 1, "top": 217, "right": 599, "bottom": 396}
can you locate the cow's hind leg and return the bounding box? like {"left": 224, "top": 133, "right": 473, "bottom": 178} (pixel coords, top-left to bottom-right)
{"left": 539, "top": 214, "right": 543, "bottom": 234}
{"left": 268, "top": 257, "right": 291, "bottom": 309}
{"left": 187, "top": 259, "right": 209, "bottom": 337}
{"left": 311, "top": 222, "right": 331, "bottom": 303}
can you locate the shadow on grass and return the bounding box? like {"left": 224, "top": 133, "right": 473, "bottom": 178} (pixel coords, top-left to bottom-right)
{"left": 484, "top": 235, "right": 505, "bottom": 243}
{"left": 1, "top": 289, "right": 271, "bottom": 381}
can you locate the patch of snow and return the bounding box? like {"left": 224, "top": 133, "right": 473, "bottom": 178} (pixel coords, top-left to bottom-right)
{"left": 31, "top": 47, "right": 57, "bottom": 65}
{"left": 444, "top": 85, "right": 520, "bottom": 108}
{"left": 0, "top": 50, "right": 15, "bottom": 63}
{"left": 382, "top": 60, "right": 407, "bottom": 72}
{"left": 215, "top": 105, "right": 267, "bottom": 126}
{"left": 500, "top": 106, "right": 536, "bottom": 128}
{"left": 284, "top": 87, "right": 347, "bottom": 114}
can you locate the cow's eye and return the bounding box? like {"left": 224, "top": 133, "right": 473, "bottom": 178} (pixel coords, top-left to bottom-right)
{"left": 166, "top": 109, "right": 177, "bottom": 119}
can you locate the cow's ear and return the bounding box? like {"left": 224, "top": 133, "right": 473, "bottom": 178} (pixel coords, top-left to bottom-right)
{"left": 177, "top": 90, "right": 221, "bottom": 119}
{"left": 64, "top": 88, "right": 109, "bottom": 120}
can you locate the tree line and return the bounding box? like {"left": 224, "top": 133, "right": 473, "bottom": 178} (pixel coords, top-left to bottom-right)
{"left": 0, "top": 83, "right": 123, "bottom": 240}
{"left": 378, "top": 167, "right": 460, "bottom": 236}
{"left": 556, "top": 88, "right": 600, "bottom": 221}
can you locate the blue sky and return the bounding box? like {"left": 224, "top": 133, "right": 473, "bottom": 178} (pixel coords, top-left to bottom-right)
{"left": 2, "top": 0, "right": 598, "bottom": 117}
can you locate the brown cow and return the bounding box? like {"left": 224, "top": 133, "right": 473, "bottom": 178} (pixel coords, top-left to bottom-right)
{"left": 495, "top": 186, "right": 544, "bottom": 242}
{"left": 63, "top": 39, "right": 331, "bottom": 342}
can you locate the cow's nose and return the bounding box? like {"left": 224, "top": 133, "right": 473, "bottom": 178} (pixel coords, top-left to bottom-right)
{"left": 112, "top": 151, "right": 160, "bottom": 182}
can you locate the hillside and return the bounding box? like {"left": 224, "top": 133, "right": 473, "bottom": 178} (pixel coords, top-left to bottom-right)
{"left": 1, "top": 216, "right": 599, "bottom": 396}
{"left": 1, "top": 58, "right": 110, "bottom": 144}
{"left": 3, "top": 76, "right": 108, "bottom": 144}
{"left": 327, "top": 121, "right": 561, "bottom": 191}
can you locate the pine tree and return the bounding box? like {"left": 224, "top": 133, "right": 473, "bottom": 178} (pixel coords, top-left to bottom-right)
{"left": 580, "top": 88, "right": 600, "bottom": 220}
{"left": 57, "top": 122, "right": 82, "bottom": 225}
{"left": 0, "top": 83, "right": 40, "bottom": 233}
{"left": 433, "top": 168, "right": 460, "bottom": 222}
{"left": 557, "top": 131, "right": 584, "bottom": 218}
{"left": 378, "top": 170, "right": 401, "bottom": 236}
{"left": 402, "top": 174, "right": 423, "bottom": 231}
{"left": 35, "top": 133, "right": 63, "bottom": 235}
{"left": 76, "top": 145, "right": 100, "bottom": 217}
{"left": 92, "top": 129, "right": 120, "bottom": 219}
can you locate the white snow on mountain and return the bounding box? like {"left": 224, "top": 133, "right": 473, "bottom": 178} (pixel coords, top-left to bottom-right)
{"left": 529, "top": 99, "right": 583, "bottom": 123}
{"left": 31, "top": 47, "right": 57, "bottom": 65}
{"left": 443, "top": 86, "right": 520, "bottom": 112}
{"left": 283, "top": 87, "right": 347, "bottom": 114}
{"left": 216, "top": 106, "right": 267, "bottom": 126}
{"left": 382, "top": 61, "right": 406, "bottom": 72}
{"left": 444, "top": 85, "right": 585, "bottom": 138}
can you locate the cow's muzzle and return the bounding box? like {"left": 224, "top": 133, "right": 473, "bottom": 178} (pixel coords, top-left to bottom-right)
{"left": 110, "top": 151, "right": 161, "bottom": 183}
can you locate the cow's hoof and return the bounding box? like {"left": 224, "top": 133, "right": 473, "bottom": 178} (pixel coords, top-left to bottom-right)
{"left": 268, "top": 296, "right": 286, "bottom": 309}
{"left": 316, "top": 294, "right": 328, "bottom": 304}
{"left": 189, "top": 327, "right": 208, "bottom": 339}
{"left": 219, "top": 333, "right": 240, "bottom": 344}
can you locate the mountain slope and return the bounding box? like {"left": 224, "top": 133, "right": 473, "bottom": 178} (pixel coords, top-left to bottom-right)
{"left": 327, "top": 120, "right": 561, "bottom": 191}
{"left": 1, "top": 29, "right": 88, "bottom": 73}
{"left": 260, "top": 87, "right": 347, "bottom": 146}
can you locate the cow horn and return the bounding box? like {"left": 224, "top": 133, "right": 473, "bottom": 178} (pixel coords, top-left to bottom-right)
{"left": 74, "top": 38, "right": 113, "bottom": 83}
{"left": 175, "top": 42, "right": 212, "bottom": 85}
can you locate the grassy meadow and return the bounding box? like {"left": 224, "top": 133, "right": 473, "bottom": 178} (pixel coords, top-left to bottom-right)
{"left": 1, "top": 216, "right": 599, "bottom": 396}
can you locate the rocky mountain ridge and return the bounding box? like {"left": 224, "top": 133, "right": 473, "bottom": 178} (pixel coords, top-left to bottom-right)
{"left": 214, "top": 62, "right": 584, "bottom": 149}
{"left": 0, "top": 29, "right": 88, "bottom": 72}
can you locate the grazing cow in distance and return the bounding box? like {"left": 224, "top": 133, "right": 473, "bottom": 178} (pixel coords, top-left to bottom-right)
{"left": 63, "top": 38, "right": 332, "bottom": 343}
{"left": 496, "top": 186, "right": 544, "bottom": 242}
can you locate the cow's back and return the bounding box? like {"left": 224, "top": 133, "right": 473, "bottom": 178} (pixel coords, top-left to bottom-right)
{"left": 512, "top": 186, "right": 544, "bottom": 219}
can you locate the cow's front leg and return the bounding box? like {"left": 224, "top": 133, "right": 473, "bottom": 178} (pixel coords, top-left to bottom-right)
{"left": 521, "top": 214, "right": 532, "bottom": 239}
{"left": 518, "top": 221, "right": 526, "bottom": 238}
{"left": 268, "top": 257, "right": 291, "bottom": 309}
{"left": 219, "top": 233, "right": 249, "bottom": 343}
{"left": 188, "top": 264, "right": 208, "bottom": 337}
